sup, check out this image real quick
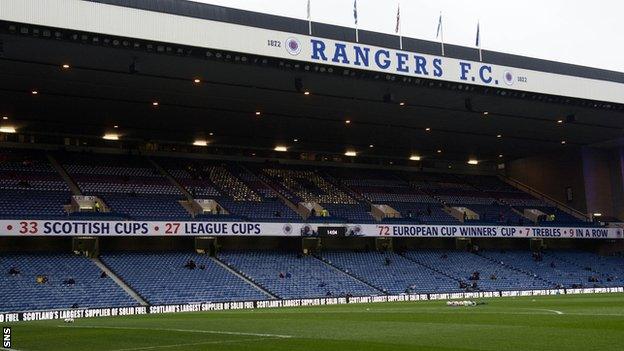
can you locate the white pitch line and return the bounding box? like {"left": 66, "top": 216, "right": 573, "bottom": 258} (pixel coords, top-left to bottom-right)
{"left": 109, "top": 337, "right": 277, "bottom": 351}
{"left": 56, "top": 325, "right": 293, "bottom": 339}
{"left": 530, "top": 309, "right": 564, "bottom": 315}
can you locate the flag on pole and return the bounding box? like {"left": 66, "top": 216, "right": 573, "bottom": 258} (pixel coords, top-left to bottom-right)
{"left": 395, "top": 4, "right": 400, "bottom": 34}
{"left": 307, "top": 0, "right": 311, "bottom": 19}
{"left": 436, "top": 12, "right": 445, "bottom": 56}
{"left": 436, "top": 13, "right": 442, "bottom": 39}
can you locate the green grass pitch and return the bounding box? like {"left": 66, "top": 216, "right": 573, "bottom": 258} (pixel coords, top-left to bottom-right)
{"left": 8, "top": 294, "right": 624, "bottom": 351}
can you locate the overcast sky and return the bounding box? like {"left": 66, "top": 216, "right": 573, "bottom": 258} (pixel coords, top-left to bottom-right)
{"left": 188, "top": 0, "right": 623, "bottom": 73}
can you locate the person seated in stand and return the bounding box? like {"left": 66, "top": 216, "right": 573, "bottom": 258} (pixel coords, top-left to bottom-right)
{"left": 384, "top": 257, "right": 391, "bottom": 266}
{"left": 310, "top": 208, "right": 316, "bottom": 218}
{"left": 274, "top": 210, "right": 281, "bottom": 218}
{"left": 184, "top": 259, "right": 196, "bottom": 270}
{"left": 100, "top": 271, "right": 107, "bottom": 278}
{"left": 63, "top": 277, "right": 76, "bottom": 285}
{"left": 469, "top": 271, "right": 480, "bottom": 281}
{"left": 8, "top": 267, "right": 20, "bottom": 276}
{"left": 426, "top": 205, "right": 432, "bottom": 216}
{"left": 278, "top": 272, "right": 285, "bottom": 279}
{"left": 285, "top": 272, "right": 292, "bottom": 278}
{"left": 325, "top": 291, "right": 332, "bottom": 297}
{"left": 36, "top": 275, "right": 48, "bottom": 284}
{"left": 489, "top": 274, "right": 497, "bottom": 280}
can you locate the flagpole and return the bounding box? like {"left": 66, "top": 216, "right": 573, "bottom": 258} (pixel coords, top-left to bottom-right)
{"left": 398, "top": 3, "right": 402, "bottom": 50}
{"left": 354, "top": 0, "right": 359, "bottom": 43}
{"left": 477, "top": 20, "right": 482, "bottom": 62}
{"left": 307, "top": 0, "right": 312, "bottom": 35}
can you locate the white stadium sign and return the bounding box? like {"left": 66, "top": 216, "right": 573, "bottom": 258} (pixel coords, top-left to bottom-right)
{"left": 0, "top": 220, "right": 621, "bottom": 239}
{"left": 0, "top": 0, "right": 623, "bottom": 104}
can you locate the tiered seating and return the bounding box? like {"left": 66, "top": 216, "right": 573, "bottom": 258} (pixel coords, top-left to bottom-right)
{"left": 0, "top": 149, "right": 598, "bottom": 224}
{"left": 3, "top": 250, "right": 623, "bottom": 312}
{"left": 59, "top": 152, "right": 189, "bottom": 220}
{"left": 547, "top": 251, "right": 624, "bottom": 286}
{"left": 462, "top": 204, "right": 526, "bottom": 225}
{"left": 100, "top": 252, "right": 268, "bottom": 304}
{"left": 207, "top": 164, "right": 300, "bottom": 221}
{"left": 0, "top": 148, "right": 70, "bottom": 219}
{"left": 254, "top": 165, "right": 375, "bottom": 223}
{"left": 0, "top": 253, "right": 136, "bottom": 312}
{"left": 478, "top": 250, "right": 614, "bottom": 288}
{"left": 320, "top": 251, "right": 461, "bottom": 294}
{"left": 161, "top": 159, "right": 300, "bottom": 221}
{"left": 218, "top": 251, "right": 379, "bottom": 298}
{"left": 461, "top": 176, "right": 587, "bottom": 225}
{"left": 403, "top": 251, "right": 550, "bottom": 291}
{"left": 163, "top": 163, "right": 221, "bottom": 198}
{"left": 327, "top": 168, "right": 456, "bottom": 224}
{"left": 407, "top": 173, "right": 530, "bottom": 225}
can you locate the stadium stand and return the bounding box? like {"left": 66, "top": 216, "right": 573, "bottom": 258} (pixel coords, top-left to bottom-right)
{"left": 1, "top": 249, "right": 622, "bottom": 313}
{"left": 0, "top": 148, "right": 596, "bottom": 225}
{"left": 249, "top": 164, "right": 376, "bottom": 223}
{"left": 477, "top": 250, "right": 624, "bottom": 288}
{"left": 99, "top": 252, "right": 269, "bottom": 305}
{"left": 0, "top": 253, "right": 137, "bottom": 312}
{"left": 218, "top": 251, "right": 380, "bottom": 298}
{"left": 320, "top": 251, "right": 462, "bottom": 294}
{"left": 402, "top": 250, "right": 551, "bottom": 291}
{"left": 57, "top": 152, "right": 189, "bottom": 220}
{"left": 0, "top": 149, "right": 71, "bottom": 219}
{"left": 160, "top": 158, "right": 300, "bottom": 221}
{"left": 327, "top": 168, "right": 458, "bottom": 224}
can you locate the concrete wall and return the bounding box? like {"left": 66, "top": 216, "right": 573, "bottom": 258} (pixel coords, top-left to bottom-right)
{"left": 611, "top": 147, "right": 624, "bottom": 220}
{"left": 505, "top": 148, "right": 587, "bottom": 213}
{"left": 506, "top": 146, "right": 624, "bottom": 221}
{"left": 582, "top": 147, "right": 616, "bottom": 218}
